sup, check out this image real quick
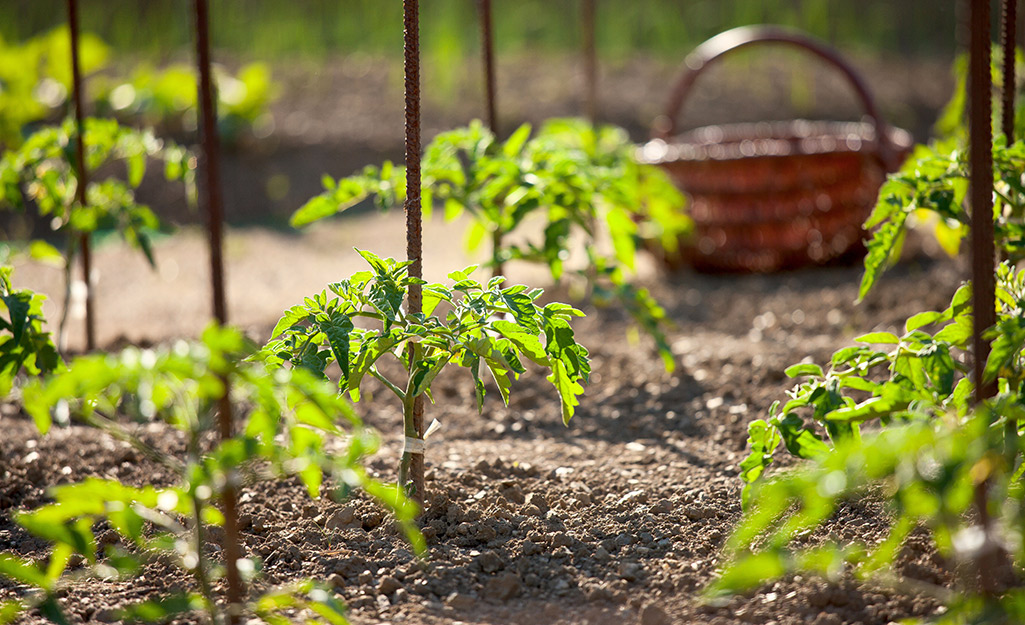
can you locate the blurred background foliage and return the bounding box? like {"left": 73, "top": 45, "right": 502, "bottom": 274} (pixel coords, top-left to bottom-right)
{"left": 1, "top": 0, "right": 958, "bottom": 64}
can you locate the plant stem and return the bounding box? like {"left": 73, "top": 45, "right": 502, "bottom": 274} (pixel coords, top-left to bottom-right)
{"left": 56, "top": 233, "right": 75, "bottom": 354}
{"left": 187, "top": 430, "right": 219, "bottom": 624}
{"left": 397, "top": 389, "right": 418, "bottom": 500}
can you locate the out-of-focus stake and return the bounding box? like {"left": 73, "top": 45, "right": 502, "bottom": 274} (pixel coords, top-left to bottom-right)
{"left": 478, "top": 0, "right": 498, "bottom": 133}
{"left": 969, "top": 0, "right": 1003, "bottom": 599}
{"left": 477, "top": 0, "right": 505, "bottom": 279}
{"left": 582, "top": 0, "right": 598, "bottom": 124}
{"left": 972, "top": 0, "right": 997, "bottom": 405}
{"left": 194, "top": 0, "right": 228, "bottom": 325}
{"left": 67, "top": 0, "right": 95, "bottom": 351}
{"left": 402, "top": 0, "right": 426, "bottom": 508}
{"left": 1001, "top": 0, "right": 1017, "bottom": 141}
{"left": 193, "top": 1, "right": 243, "bottom": 621}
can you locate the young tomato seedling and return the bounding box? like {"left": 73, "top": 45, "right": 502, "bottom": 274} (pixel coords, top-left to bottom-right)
{"left": 260, "top": 249, "right": 591, "bottom": 495}
{"left": 291, "top": 119, "right": 686, "bottom": 371}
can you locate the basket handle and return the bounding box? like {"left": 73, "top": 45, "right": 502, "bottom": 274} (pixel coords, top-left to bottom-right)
{"left": 653, "top": 26, "right": 901, "bottom": 169}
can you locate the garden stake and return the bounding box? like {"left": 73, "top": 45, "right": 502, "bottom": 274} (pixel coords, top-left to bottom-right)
{"left": 1001, "top": 0, "right": 1018, "bottom": 141}
{"left": 193, "top": 0, "right": 244, "bottom": 619}
{"left": 67, "top": 0, "right": 95, "bottom": 351}
{"left": 582, "top": 0, "right": 598, "bottom": 124}
{"left": 401, "top": 0, "right": 426, "bottom": 508}
{"left": 477, "top": 0, "right": 505, "bottom": 280}
{"left": 969, "top": 0, "right": 1004, "bottom": 598}
{"left": 478, "top": 0, "right": 498, "bottom": 133}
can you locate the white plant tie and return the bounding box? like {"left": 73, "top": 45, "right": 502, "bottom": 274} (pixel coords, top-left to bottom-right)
{"left": 402, "top": 419, "right": 442, "bottom": 455}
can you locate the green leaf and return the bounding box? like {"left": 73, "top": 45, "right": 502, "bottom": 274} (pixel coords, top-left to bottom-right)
{"left": 777, "top": 413, "right": 830, "bottom": 459}
{"left": 547, "top": 359, "right": 584, "bottom": 425}
{"left": 855, "top": 332, "right": 900, "bottom": 345}
{"left": 319, "top": 314, "right": 354, "bottom": 381}
{"left": 784, "top": 363, "right": 824, "bottom": 378}
{"left": 0, "top": 554, "right": 49, "bottom": 590}
{"left": 491, "top": 319, "right": 548, "bottom": 366}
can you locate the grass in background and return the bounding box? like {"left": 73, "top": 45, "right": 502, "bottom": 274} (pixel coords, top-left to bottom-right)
{"left": 2, "top": 0, "right": 957, "bottom": 65}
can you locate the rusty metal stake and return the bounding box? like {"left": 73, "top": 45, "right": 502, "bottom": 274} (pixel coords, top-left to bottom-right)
{"left": 67, "top": 0, "right": 95, "bottom": 351}
{"left": 193, "top": 0, "right": 243, "bottom": 620}
{"left": 972, "top": 0, "right": 997, "bottom": 406}
{"left": 582, "top": 0, "right": 598, "bottom": 124}
{"left": 969, "top": 0, "right": 1004, "bottom": 599}
{"left": 1001, "top": 0, "right": 1018, "bottom": 141}
{"left": 402, "top": 0, "right": 426, "bottom": 509}
{"left": 478, "top": 0, "right": 498, "bottom": 133}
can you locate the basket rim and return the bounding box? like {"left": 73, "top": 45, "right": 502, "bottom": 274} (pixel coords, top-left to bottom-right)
{"left": 638, "top": 119, "right": 913, "bottom": 165}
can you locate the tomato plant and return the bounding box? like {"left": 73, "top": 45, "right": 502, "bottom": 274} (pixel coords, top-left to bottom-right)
{"left": 0, "top": 265, "right": 61, "bottom": 395}
{"left": 0, "top": 117, "right": 195, "bottom": 346}
{"left": 291, "top": 119, "right": 687, "bottom": 371}
{"left": 260, "top": 249, "right": 590, "bottom": 495}
{"left": 1, "top": 325, "right": 418, "bottom": 624}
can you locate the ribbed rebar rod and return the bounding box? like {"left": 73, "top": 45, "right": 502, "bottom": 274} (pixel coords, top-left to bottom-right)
{"left": 193, "top": 1, "right": 243, "bottom": 620}
{"left": 582, "top": 0, "right": 598, "bottom": 124}
{"left": 1001, "top": 0, "right": 1018, "bottom": 141}
{"left": 194, "top": 0, "right": 228, "bottom": 326}
{"left": 67, "top": 0, "right": 95, "bottom": 351}
{"left": 969, "top": 0, "right": 1003, "bottom": 598}
{"left": 478, "top": 0, "right": 498, "bottom": 132}
{"left": 971, "top": 0, "right": 997, "bottom": 405}
{"left": 403, "top": 0, "right": 426, "bottom": 507}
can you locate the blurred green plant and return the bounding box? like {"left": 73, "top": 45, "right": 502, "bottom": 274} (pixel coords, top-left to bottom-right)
{"left": 1, "top": 324, "right": 420, "bottom": 624}
{"left": 293, "top": 119, "right": 687, "bottom": 370}
{"left": 0, "top": 264, "right": 61, "bottom": 395}
{"left": 93, "top": 62, "right": 278, "bottom": 144}
{"left": 719, "top": 51, "right": 1025, "bottom": 619}
{"left": 0, "top": 26, "right": 109, "bottom": 147}
{"left": 0, "top": 117, "right": 195, "bottom": 347}
{"left": 0, "top": 26, "right": 276, "bottom": 148}
{"left": 260, "top": 249, "right": 590, "bottom": 494}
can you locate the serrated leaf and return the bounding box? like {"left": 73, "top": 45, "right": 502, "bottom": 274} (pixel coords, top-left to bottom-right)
{"left": 784, "top": 363, "right": 824, "bottom": 378}
{"left": 855, "top": 332, "right": 901, "bottom": 345}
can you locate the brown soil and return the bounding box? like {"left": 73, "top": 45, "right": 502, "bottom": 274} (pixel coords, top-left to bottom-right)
{"left": 1, "top": 52, "right": 963, "bottom": 624}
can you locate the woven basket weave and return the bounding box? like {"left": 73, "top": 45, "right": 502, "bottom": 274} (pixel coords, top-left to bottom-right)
{"left": 640, "top": 26, "right": 913, "bottom": 273}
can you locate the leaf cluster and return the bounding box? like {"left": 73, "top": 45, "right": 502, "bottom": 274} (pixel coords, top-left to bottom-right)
{"left": 0, "top": 117, "right": 195, "bottom": 267}
{"left": 0, "top": 26, "right": 277, "bottom": 148}
{"left": 723, "top": 265, "right": 1025, "bottom": 619}
{"left": 291, "top": 118, "right": 686, "bottom": 369}
{"left": 0, "top": 26, "right": 109, "bottom": 147}
{"left": 860, "top": 137, "right": 1025, "bottom": 299}
{"left": 2, "top": 324, "right": 420, "bottom": 624}
{"left": 261, "top": 249, "right": 591, "bottom": 425}
{"left": 92, "top": 62, "right": 278, "bottom": 143}
{"left": 0, "top": 265, "right": 61, "bottom": 395}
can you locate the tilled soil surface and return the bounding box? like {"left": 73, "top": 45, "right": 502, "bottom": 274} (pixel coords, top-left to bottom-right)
{"left": 2, "top": 228, "right": 965, "bottom": 624}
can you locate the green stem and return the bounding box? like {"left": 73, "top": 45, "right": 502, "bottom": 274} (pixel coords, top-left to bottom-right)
{"left": 369, "top": 367, "right": 405, "bottom": 400}
{"left": 186, "top": 430, "right": 219, "bottom": 624}
{"left": 397, "top": 391, "right": 417, "bottom": 499}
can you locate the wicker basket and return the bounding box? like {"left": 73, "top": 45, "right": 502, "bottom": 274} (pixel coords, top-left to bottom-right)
{"left": 640, "top": 26, "right": 913, "bottom": 273}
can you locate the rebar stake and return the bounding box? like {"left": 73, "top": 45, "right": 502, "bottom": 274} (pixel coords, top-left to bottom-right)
{"left": 193, "top": 1, "right": 243, "bottom": 620}
{"left": 478, "top": 0, "right": 498, "bottom": 133}
{"left": 67, "top": 0, "right": 95, "bottom": 351}
{"left": 582, "top": 0, "right": 598, "bottom": 124}
{"left": 1001, "top": 0, "right": 1018, "bottom": 141}
{"left": 403, "top": 0, "right": 426, "bottom": 508}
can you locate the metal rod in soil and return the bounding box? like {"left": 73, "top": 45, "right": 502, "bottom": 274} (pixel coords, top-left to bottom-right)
{"left": 582, "top": 0, "right": 598, "bottom": 124}
{"left": 403, "top": 0, "right": 426, "bottom": 507}
{"left": 478, "top": 0, "right": 498, "bottom": 133}
{"left": 67, "top": 0, "right": 95, "bottom": 351}
{"left": 1001, "top": 0, "right": 1018, "bottom": 141}
{"left": 193, "top": 1, "right": 243, "bottom": 619}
